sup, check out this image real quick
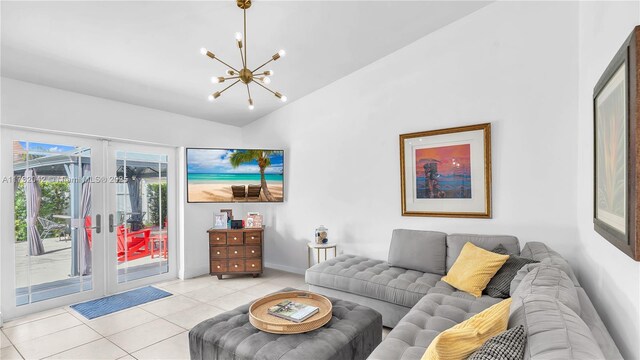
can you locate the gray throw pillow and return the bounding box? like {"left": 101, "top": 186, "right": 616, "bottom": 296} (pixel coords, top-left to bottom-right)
{"left": 485, "top": 245, "right": 538, "bottom": 298}
{"left": 468, "top": 325, "right": 526, "bottom": 360}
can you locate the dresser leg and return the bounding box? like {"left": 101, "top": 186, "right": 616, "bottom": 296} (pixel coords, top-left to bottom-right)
{"left": 217, "top": 275, "right": 223, "bottom": 280}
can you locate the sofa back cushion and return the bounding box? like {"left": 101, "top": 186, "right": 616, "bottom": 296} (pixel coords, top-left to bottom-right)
{"left": 509, "top": 294, "right": 604, "bottom": 360}
{"left": 511, "top": 265, "right": 581, "bottom": 316}
{"left": 446, "top": 234, "right": 520, "bottom": 272}
{"left": 520, "top": 242, "right": 579, "bottom": 286}
{"left": 388, "top": 229, "right": 447, "bottom": 275}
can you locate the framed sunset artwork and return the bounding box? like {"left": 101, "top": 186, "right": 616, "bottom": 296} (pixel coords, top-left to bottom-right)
{"left": 400, "top": 123, "right": 491, "bottom": 218}
{"left": 593, "top": 25, "right": 640, "bottom": 261}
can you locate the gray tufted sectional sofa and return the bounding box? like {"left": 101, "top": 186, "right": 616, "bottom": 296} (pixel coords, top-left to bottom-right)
{"left": 305, "top": 229, "right": 623, "bottom": 360}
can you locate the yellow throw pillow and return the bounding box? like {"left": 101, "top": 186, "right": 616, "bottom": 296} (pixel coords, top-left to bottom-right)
{"left": 441, "top": 242, "right": 509, "bottom": 297}
{"left": 421, "top": 298, "right": 513, "bottom": 360}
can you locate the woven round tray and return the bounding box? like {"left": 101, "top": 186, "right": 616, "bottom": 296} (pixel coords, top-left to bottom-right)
{"left": 249, "top": 291, "right": 333, "bottom": 334}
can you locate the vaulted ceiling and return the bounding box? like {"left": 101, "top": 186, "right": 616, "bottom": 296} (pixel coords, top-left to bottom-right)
{"left": 1, "top": 1, "right": 491, "bottom": 126}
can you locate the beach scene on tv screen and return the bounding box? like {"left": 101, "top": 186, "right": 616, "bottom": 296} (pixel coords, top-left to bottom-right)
{"left": 187, "top": 148, "right": 284, "bottom": 202}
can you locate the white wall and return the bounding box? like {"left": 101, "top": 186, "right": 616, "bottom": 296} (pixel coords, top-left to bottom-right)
{"left": 576, "top": 2, "right": 640, "bottom": 359}
{"left": 242, "top": 1, "right": 580, "bottom": 274}
{"left": 0, "top": 78, "right": 244, "bottom": 280}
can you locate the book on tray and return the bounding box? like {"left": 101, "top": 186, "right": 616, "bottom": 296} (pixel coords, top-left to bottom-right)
{"left": 268, "top": 300, "right": 319, "bottom": 323}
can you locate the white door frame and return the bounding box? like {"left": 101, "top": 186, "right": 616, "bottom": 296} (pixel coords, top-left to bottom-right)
{"left": 104, "top": 140, "right": 177, "bottom": 294}
{"left": 0, "top": 129, "right": 106, "bottom": 319}
{"left": 0, "top": 128, "right": 180, "bottom": 321}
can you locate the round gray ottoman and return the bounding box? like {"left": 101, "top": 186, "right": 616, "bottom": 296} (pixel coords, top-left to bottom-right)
{"left": 189, "top": 288, "right": 382, "bottom": 360}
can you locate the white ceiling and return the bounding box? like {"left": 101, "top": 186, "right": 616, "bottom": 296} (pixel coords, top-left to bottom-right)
{"left": 1, "top": 1, "right": 491, "bottom": 127}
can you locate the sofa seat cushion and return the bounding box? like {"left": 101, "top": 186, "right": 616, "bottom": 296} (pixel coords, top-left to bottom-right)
{"left": 368, "top": 292, "right": 502, "bottom": 360}
{"left": 306, "top": 255, "right": 443, "bottom": 308}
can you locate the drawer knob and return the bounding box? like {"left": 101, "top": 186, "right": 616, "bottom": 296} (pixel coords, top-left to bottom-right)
{"left": 234, "top": 237, "right": 237, "bottom": 240}
{"left": 234, "top": 250, "right": 238, "bottom": 254}
{"left": 251, "top": 250, "right": 255, "bottom": 254}
{"left": 251, "top": 264, "right": 255, "bottom": 267}
{"left": 216, "top": 251, "right": 220, "bottom": 255}
{"left": 251, "top": 236, "right": 255, "bottom": 239}
{"left": 216, "top": 237, "right": 220, "bottom": 240}
{"left": 217, "top": 265, "right": 220, "bottom": 269}
{"left": 234, "top": 264, "right": 238, "bottom": 268}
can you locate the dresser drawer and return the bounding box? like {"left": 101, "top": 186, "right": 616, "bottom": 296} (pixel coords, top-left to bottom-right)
{"left": 245, "top": 245, "right": 261, "bottom": 258}
{"left": 228, "top": 246, "right": 244, "bottom": 258}
{"left": 246, "top": 259, "right": 262, "bottom": 272}
{"left": 227, "top": 233, "right": 244, "bottom": 245}
{"left": 210, "top": 247, "right": 227, "bottom": 259}
{"left": 245, "top": 231, "right": 262, "bottom": 244}
{"left": 228, "top": 259, "right": 245, "bottom": 272}
{"left": 211, "top": 260, "right": 227, "bottom": 272}
{"left": 209, "top": 233, "right": 227, "bottom": 245}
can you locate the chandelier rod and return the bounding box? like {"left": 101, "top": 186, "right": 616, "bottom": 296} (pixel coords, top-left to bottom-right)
{"left": 253, "top": 79, "right": 277, "bottom": 95}
{"left": 220, "top": 79, "right": 241, "bottom": 95}
{"left": 214, "top": 57, "right": 240, "bottom": 73}
{"left": 246, "top": 83, "right": 252, "bottom": 101}
{"left": 252, "top": 58, "right": 273, "bottom": 73}
{"left": 244, "top": 8, "right": 247, "bottom": 68}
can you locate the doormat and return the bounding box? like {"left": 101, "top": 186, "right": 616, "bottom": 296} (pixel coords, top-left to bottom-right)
{"left": 70, "top": 286, "right": 172, "bottom": 319}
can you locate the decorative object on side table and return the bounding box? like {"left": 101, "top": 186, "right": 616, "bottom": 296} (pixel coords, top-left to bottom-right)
{"left": 208, "top": 227, "right": 263, "bottom": 279}
{"left": 400, "top": 123, "right": 492, "bottom": 218}
{"left": 315, "top": 225, "right": 329, "bottom": 244}
{"left": 307, "top": 242, "right": 337, "bottom": 268}
{"left": 249, "top": 291, "right": 332, "bottom": 334}
{"left": 593, "top": 25, "right": 640, "bottom": 261}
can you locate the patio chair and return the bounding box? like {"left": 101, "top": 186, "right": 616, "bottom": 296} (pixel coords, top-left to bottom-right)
{"left": 232, "top": 185, "right": 246, "bottom": 201}
{"left": 247, "top": 184, "right": 262, "bottom": 200}
{"left": 38, "top": 217, "right": 68, "bottom": 240}
{"left": 116, "top": 225, "right": 151, "bottom": 262}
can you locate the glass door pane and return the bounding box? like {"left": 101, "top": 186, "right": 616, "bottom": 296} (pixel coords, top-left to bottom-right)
{"left": 114, "top": 150, "right": 169, "bottom": 284}
{"left": 12, "top": 140, "right": 93, "bottom": 305}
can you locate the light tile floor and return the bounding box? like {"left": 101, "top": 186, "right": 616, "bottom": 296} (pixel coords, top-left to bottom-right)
{"left": 1, "top": 268, "right": 390, "bottom": 360}
{"left": 0, "top": 269, "right": 388, "bottom": 360}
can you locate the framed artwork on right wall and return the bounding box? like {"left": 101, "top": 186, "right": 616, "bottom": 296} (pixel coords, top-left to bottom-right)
{"left": 593, "top": 25, "right": 640, "bottom": 261}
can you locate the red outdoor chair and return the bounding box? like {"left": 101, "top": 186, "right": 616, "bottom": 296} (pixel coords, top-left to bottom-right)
{"left": 116, "top": 225, "right": 151, "bottom": 262}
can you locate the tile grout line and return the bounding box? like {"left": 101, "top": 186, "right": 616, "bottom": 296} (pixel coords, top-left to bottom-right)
{"left": 127, "top": 330, "right": 188, "bottom": 358}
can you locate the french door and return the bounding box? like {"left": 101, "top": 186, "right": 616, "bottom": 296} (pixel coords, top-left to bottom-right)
{"left": 1, "top": 129, "right": 177, "bottom": 320}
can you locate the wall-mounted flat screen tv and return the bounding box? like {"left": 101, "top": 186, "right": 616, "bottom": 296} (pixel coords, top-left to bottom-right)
{"left": 186, "top": 148, "right": 284, "bottom": 203}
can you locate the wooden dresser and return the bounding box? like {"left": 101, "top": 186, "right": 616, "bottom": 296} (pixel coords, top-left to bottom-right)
{"left": 208, "top": 228, "right": 263, "bottom": 279}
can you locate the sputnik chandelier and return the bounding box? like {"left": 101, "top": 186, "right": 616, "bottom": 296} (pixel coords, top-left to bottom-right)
{"left": 200, "top": 0, "right": 287, "bottom": 110}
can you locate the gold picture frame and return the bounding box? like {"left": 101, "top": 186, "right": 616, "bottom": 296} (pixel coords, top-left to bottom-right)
{"left": 400, "top": 123, "right": 492, "bottom": 218}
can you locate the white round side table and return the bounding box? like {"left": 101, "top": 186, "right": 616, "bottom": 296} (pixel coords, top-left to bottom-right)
{"left": 307, "top": 242, "right": 337, "bottom": 268}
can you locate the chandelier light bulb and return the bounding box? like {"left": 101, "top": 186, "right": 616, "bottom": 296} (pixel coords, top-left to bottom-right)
{"left": 208, "top": 94, "right": 215, "bottom": 102}
{"left": 235, "top": 32, "right": 243, "bottom": 41}
{"left": 211, "top": 76, "right": 225, "bottom": 84}
{"left": 278, "top": 49, "right": 286, "bottom": 57}
{"left": 262, "top": 77, "right": 271, "bottom": 84}
{"left": 200, "top": 47, "right": 208, "bottom": 55}
{"left": 227, "top": 70, "right": 236, "bottom": 76}
{"left": 248, "top": 99, "right": 254, "bottom": 110}
{"left": 264, "top": 70, "right": 273, "bottom": 76}
{"left": 280, "top": 95, "right": 288, "bottom": 102}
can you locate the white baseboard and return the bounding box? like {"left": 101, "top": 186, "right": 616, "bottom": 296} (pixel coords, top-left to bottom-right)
{"left": 264, "top": 262, "right": 306, "bottom": 275}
